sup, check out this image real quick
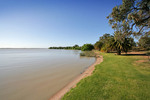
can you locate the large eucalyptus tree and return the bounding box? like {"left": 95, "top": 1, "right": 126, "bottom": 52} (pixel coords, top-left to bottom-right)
{"left": 107, "top": 0, "right": 150, "bottom": 36}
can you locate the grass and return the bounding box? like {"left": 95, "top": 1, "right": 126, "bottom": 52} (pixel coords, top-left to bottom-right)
{"left": 62, "top": 52, "right": 150, "bottom": 100}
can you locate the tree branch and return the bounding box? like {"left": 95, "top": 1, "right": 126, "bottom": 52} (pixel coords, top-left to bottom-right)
{"left": 131, "top": 23, "right": 136, "bottom": 30}
{"left": 131, "top": 16, "right": 150, "bottom": 30}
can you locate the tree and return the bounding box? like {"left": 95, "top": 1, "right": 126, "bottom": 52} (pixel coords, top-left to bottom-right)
{"left": 94, "top": 41, "right": 103, "bottom": 51}
{"left": 73, "top": 45, "right": 81, "bottom": 50}
{"left": 94, "top": 33, "right": 135, "bottom": 55}
{"left": 81, "top": 44, "right": 94, "bottom": 51}
{"left": 99, "top": 33, "right": 114, "bottom": 52}
{"left": 138, "top": 32, "right": 150, "bottom": 50}
{"left": 123, "top": 37, "right": 136, "bottom": 53}
{"left": 73, "top": 45, "right": 79, "bottom": 48}
{"left": 112, "top": 32, "right": 136, "bottom": 55}
{"left": 107, "top": 0, "right": 150, "bottom": 36}
{"left": 113, "top": 32, "right": 124, "bottom": 55}
{"left": 107, "top": 0, "right": 140, "bottom": 55}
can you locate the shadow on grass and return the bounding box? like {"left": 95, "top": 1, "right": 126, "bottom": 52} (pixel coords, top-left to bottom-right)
{"left": 121, "top": 54, "right": 147, "bottom": 56}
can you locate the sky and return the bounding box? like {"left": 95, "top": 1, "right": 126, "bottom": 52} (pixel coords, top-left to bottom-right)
{"left": 0, "top": 0, "right": 122, "bottom": 48}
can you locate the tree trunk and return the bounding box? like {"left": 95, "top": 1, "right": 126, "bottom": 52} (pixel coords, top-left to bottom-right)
{"left": 117, "top": 49, "right": 121, "bottom": 55}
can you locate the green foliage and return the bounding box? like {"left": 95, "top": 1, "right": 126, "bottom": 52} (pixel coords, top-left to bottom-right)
{"left": 81, "top": 44, "right": 94, "bottom": 51}
{"left": 106, "top": 0, "right": 150, "bottom": 54}
{"left": 94, "top": 41, "right": 103, "bottom": 51}
{"left": 123, "top": 37, "right": 136, "bottom": 53}
{"left": 113, "top": 32, "right": 136, "bottom": 55}
{"left": 94, "top": 33, "right": 135, "bottom": 55}
{"left": 62, "top": 53, "right": 150, "bottom": 100}
{"left": 72, "top": 45, "right": 81, "bottom": 50}
{"left": 49, "top": 45, "right": 81, "bottom": 50}
{"left": 94, "top": 33, "right": 114, "bottom": 52}
{"left": 107, "top": 0, "right": 150, "bottom": 36}
{"left": 138, "top": 32, "right": 150, "bottom": 50}
{"left": 80, "top": 51, "right": 96, "bottom": 57}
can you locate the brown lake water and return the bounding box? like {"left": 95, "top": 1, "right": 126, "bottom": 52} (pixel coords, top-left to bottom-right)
{"left": 0, "top": 49, "right": 95, "bottom": 100}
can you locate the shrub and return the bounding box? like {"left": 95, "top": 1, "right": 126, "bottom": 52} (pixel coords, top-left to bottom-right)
{"left": 81, "top": 44, "right": 94, "bottom": 51}
{"left": 80, "top": 51, "right": 96, "bottom": 57}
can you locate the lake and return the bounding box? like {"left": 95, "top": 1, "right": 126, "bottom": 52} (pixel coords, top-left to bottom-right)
{"left": 0, "top": 49, "right": 95, "bottom": 100}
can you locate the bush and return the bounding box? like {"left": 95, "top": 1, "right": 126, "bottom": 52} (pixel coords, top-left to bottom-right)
{"left": 81, "top": 44, "right": 94, "bottom": 51}
{"left": 80, "top": 51, "right": 96, "bottom": 57}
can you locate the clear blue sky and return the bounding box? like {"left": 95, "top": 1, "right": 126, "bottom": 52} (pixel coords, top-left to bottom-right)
{"left": 0, "top": 0, "right": 122, "bottom": 48}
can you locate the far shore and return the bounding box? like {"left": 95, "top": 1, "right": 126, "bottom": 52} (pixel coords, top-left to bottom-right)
{"left": 49, "top": 52, "right": 103, "bottom": 100}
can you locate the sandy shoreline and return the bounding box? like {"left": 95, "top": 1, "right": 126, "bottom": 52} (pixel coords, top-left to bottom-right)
{"left": 49, "top": 54, "right": 103, "bottom": 100}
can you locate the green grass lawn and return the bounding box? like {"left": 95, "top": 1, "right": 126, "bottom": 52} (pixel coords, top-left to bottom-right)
{"left": 62, "top": 53, "right": 150, "bottom": 100}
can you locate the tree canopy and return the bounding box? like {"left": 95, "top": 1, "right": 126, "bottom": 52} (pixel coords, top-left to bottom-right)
{"left": 94, "top": 33, "right": 135, "bottom": 55}
{"left": 94, "top": 41, "right": 103, "bottom": 51}
{"left": 49, "top": 45, "right": 81, "bottom": 50}
{"left": 138, "top": 32, "right": 150, "bottom": 50}
{"left": 107, "top": 0, "right": 150, "bottom": 36}
{"left": 81, "top": 44, "right": 94, "bottom": 51}
{"left": 106, "top": 0, "right": 148, "bottom": 54}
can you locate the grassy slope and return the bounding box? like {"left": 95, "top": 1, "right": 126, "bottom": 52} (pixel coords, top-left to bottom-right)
{"left": 62, "top": 53, "right": 150, "bottom": 100}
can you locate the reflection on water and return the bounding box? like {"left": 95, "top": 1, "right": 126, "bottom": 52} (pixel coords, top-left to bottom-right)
{"left": 0, "top": 49, "right": 95, "bottom": 100}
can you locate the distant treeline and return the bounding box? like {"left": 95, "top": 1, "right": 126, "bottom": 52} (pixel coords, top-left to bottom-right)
{"left": 49, "top": 44, "right": 94, "bottom": 51}
{"left": 49, "top": 45, "right": 81, "bottom": 50}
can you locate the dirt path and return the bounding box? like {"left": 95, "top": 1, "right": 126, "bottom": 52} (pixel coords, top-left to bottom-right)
{"left": 49, "top": 54, "right": 103, "bottom": 100}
